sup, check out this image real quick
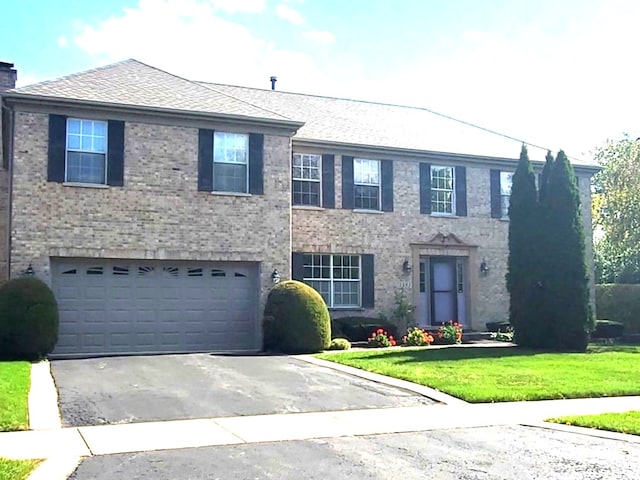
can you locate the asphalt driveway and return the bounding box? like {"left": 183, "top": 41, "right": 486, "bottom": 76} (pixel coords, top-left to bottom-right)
{"left": 69, "top": 425, "right": 640, "bottom": 480}
{"left": 51, "top": 354, "right": 435, "bottom": 426}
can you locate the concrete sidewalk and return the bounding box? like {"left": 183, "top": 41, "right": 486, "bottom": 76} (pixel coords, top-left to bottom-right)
{"left": 7, "top": 356, "right": 640, "bottom": 480}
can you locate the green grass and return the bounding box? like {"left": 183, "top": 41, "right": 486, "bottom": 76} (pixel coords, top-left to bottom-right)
{"left": 0, "top": 458, "right": 41, "bottom": 480}
{"left": 549, "top": 411, "right": 640, "bottom": 436}
{"left": 316, "top": 345, "right": 640, "bottom": 402}
{"left": 0, "top": 362, "right": 31, "bottom": 431}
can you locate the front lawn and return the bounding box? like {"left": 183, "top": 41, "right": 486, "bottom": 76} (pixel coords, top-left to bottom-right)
{"left": 316, "top": 345, "right": 640, "bottom": 402}
{"left": 0, "top": 458, "right": 41, "bottom": 480}
{"left": 0, "top": 362, "right": 31, "bottom": 431}
{"left": 548, "top": 411, "right": 640, "bottom": 436}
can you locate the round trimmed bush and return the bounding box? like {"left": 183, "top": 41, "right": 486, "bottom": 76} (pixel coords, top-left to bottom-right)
{"left": 0, "top": 277, "right": 59, "bottom": 360}
{"left": 263, "top": 280, "right": 330, "bottom": 353}
{"left": 328, "top": 338, "right": 351, "bottom": 350}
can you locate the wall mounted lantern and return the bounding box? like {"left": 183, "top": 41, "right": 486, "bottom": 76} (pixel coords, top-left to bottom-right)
{"left": 22, "top": 263, "right": 35, "bottom": 277}
{"left": 402, "top": 260, "right": 412, "bottom": 275}
{"left": 480, "top": 259, "right": 489, "bottom": 276}
{"left": 271, "top": 269, "right": 281, "bottom": 285}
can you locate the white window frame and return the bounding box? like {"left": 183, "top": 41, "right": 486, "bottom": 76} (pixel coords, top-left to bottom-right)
{"left": 354, "top": 158, "right": 381, "bottom": 210}
{"left": 303, "top": 254, "right": 361, "bottom": 308}
{"left": 500, "top": 171, "right": 513, "bottom": 218}
{"left": 213, "top": 132, "right": 249, "bottom": 193}
{"left": 292, "top": 153, "right": 322, "bottom": 206}
{"left": 65, "top": 118, "right": 108, "bottom": 185}
{"left": 430, "top": 165, "right": 456, "bottom": 215}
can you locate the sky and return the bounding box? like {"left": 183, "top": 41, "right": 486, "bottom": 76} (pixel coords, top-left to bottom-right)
{"left": 2, "top": 0, "right": 639, "bottom": 163}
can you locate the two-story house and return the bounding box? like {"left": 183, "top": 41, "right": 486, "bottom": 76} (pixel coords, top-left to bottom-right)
{"left": 0, "top": 59, "right": 598, "bottom": 357}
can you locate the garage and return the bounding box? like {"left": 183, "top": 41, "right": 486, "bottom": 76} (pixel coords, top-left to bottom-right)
{"left": 50, "top": 258, "right": 259, "bottom": 357}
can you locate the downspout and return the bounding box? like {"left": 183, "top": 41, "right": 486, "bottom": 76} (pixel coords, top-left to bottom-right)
{"left": 2, "top": 100, "right": 14, "bottom": 279}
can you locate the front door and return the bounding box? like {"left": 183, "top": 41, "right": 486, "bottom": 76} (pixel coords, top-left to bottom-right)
{"left": 430, "top": 257, "right": 457, "bottom": 325}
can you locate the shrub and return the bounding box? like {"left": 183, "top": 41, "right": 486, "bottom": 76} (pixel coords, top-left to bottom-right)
{"left": 438, "top": 321, "right": 463, "bottom": 344}
{"left": 327, "top": 338, "right": 351, "bottom": 350}
{"left": 263, "top": 280, "right": 330, "bottom": 354}
{"left": 402, "top": 327, "right": 434, "bottom": 347}
{"left": 591, "top": 320, "right": 625, "bottom": 339}
{"left": 331, "top": 316, "right": 398, "bottom": 342}
{"left": 0, "top": 277, "right": 59, "bottom": 360}
{"left": 486, "top": 321, "right": 512, "bottom": 333}
{"left": 367, "top": 328, "right": 396, "bottom": 348}
{"left": 596, "top": 284, "right": 640, "bottom": 334}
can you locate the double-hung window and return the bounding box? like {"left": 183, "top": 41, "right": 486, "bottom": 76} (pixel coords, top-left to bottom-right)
{"left": 292, "top": 153, "right": 321, "bottom": 206}
{"left": 213, "top": 132, "right": 249, "bottom": 193}
{"left": 354, "top": 158, "right": 380, "bottom": 210}
{"left": 303, "top": 254, "right": 361, "bottom": 308}
{"left": 66, "top": 118, "right": 108, "bottom": 184}
{"left": 430, "top": 166, "right": 455, "bottom": 214}
{"left": 500, "top": 171, "right": 513, "bottom": 218}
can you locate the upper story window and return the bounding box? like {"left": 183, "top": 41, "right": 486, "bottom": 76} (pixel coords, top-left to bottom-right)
{"left": 354, "top": 158, "right": 380, "bottom": 210}
{"left": 213, "top": 132, "right": 249, "bottom": 193}
{"left": 431, "top": 166, "right": 455, "bottom": 214}
{"left": 292, "top": 153, "right": 321, "bottom": 206}
{"left": 66, "top": 119, "right": 108, "bottom": 184}
{"left": 500, "top": 171, "right": 513, "bottom": 218}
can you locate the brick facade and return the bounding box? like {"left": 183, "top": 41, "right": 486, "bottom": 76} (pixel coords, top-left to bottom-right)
{"left": 9, "top": 111, "right": 292, "bottom": 311}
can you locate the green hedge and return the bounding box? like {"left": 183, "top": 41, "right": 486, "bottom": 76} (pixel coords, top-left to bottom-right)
{"left": 331, "top": 316, "right": 398, "bottom": 342}
{"left": 596, "top": 284, "right": 640, "bottom": 334}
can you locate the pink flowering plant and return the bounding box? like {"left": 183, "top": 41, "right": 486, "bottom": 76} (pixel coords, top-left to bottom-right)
{"left": 438, "top": 321, "right": 463, "bottom": 344}
{"left": 367, "top": 328, "right": 396, "bottom": 348}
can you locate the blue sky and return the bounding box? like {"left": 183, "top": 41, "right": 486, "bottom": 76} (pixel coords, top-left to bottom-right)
{"left": 3, "top": 0, "right": 639, "bottom": 161}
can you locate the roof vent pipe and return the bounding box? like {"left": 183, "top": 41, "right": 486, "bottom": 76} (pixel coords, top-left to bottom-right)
{"left": 270, "top": 76, "right": 277, "bottom": 91}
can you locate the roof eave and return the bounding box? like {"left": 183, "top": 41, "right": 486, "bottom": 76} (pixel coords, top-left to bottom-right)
{"left": 3, "top": 92, "right": 305, "bottom": 132}
{"left": 293, "top": 138, "right": 601, "bottom": 175}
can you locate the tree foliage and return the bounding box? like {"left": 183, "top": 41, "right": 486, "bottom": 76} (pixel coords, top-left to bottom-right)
{"left": 592, "top": 137, "right": 640, "bottom": 283}
{"left": 507, "top": 145, "right": 540, "bottom": 347}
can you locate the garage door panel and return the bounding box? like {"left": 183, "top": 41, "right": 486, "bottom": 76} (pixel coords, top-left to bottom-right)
{"left": 51, "top": 259, "right": 258, "bottom": 356}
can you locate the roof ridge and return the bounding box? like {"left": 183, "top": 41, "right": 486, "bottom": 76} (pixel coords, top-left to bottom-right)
{"left": 200, "top": 81, "right": 568, "bottom": 159}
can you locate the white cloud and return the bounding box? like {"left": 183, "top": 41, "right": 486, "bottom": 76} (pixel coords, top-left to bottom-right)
{"left": 302, "top": 30, "right": 335, "bottom": 44}
{"left": 72, "top": 0, "right": 335, "bottom": 92}
{"left": 57, "top": 36, "right": 68, "bottom": 47}
{"left": 276, "top": 4, "right": 304, "bottom": 25}
{"left": 209, "top": 0, "right": 265, "bottom": 14}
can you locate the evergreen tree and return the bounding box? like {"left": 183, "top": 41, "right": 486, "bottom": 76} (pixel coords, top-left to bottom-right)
{"left": 538, "top": 151, "right": 554, "bottom": 203}
{"left": 506, "top": 145, "right": 539, "bottom": 347}
{"left": 543, "top": 150, "right": 591, "bottom": 351}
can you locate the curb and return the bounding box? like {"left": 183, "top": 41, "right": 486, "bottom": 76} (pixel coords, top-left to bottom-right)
{"left": 28, "top": 361, "right": 62, "bottom": 430}
{"left": 27, "top": 456, "right": 81, "bottom": 480}
{"left": 526, "top": 420, "right": 640, "bottom": 444}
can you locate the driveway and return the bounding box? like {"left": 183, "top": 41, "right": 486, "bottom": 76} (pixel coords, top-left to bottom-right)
{"left": 51, "top": 354, "right": 435, "bottom": 426}
{"left": 69, "top": 425, "right": 640, "bottom": 480}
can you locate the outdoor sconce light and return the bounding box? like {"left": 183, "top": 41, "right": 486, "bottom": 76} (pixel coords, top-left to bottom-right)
{"left": 402, "top": 260, "right": 412, "bottom": 275}
{"left": 271, "top": 269, "right": 281, "bottom": 285}
{"left": 22, "top": 263, "right": 35, "bottom": 277}
{"left": 480, "top": 259, "right": 489, "bottom": 276}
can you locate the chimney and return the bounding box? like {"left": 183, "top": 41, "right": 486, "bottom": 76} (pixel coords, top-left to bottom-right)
{"left": 270, "top": 76, "right": 277, "bottom": 91}
{"left": 0, "top": 62, "right": 17, "bottom": 92}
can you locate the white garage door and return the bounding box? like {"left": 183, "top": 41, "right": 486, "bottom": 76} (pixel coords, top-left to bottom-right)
{"left": 51, "top": 259, "right": 259, "bottom": 357}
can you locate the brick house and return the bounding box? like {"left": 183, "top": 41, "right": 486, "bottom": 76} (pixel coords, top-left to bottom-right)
{"left": 0, "top": 59, "right": 598, "bottom": 357}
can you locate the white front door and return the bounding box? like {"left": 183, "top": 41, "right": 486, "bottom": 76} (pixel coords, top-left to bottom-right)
{"left": 431, "top": 258, "right": 457, "bottom": 325}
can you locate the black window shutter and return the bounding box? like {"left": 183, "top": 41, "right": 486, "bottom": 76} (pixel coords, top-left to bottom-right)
{"left": 419, "top": 163, "right": 431, "bottom": 214}
{"left": 198, "top": 129, "right": 213, "bottom": 192}
{"left": 341, "top": 155, "right": 354, "bottom": 209}
{"left": 361, "top": 254, "right": 375, "bottom": 308}
{"left": 381, "top": 159, "right": 394, "bottom": 212}
{"left": 455, "top": 166, "right": 467, "bottom": 216}
{"left": 47, "top": 114, "right": 67, "bottom": 183}
{"left": 321, "top": 154, "right": 335, "bottom": 208}
{"left": 490, "top": 169, "right": 502, "bottom": 218}
{"left": 249, "top": 133, "right": 264, "bottom": 194}
{"left": 292, "top": 252, "right": 305, "bottom": 281}
{"left": 106, "top": 120, "right": 125, "bottom": 186}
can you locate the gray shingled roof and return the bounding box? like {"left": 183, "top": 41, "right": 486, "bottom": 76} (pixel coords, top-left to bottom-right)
{"left": 9, "top": 59, "right": 292, "bottom": 123}
{"left": 200, "top": 82, "right": 595, "bottom": 167}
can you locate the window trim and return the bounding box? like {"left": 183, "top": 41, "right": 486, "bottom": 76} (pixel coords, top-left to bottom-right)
{"left": 213, "top": 131, "right": 249, "bottom": 194}
{"left": 292, "top": 153, "right": 322, "bottom": 207}
{"left": 353, "top": 158, "right": 381, "bottom": 211}
{"left": 430, "top": 165, "right": 456, "bottom": 215}
{"left": 64, "top": 118, "right": 108, "bottom": 185}
{"left": 302, "top": 253, "right": 362, "bottom": 308}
